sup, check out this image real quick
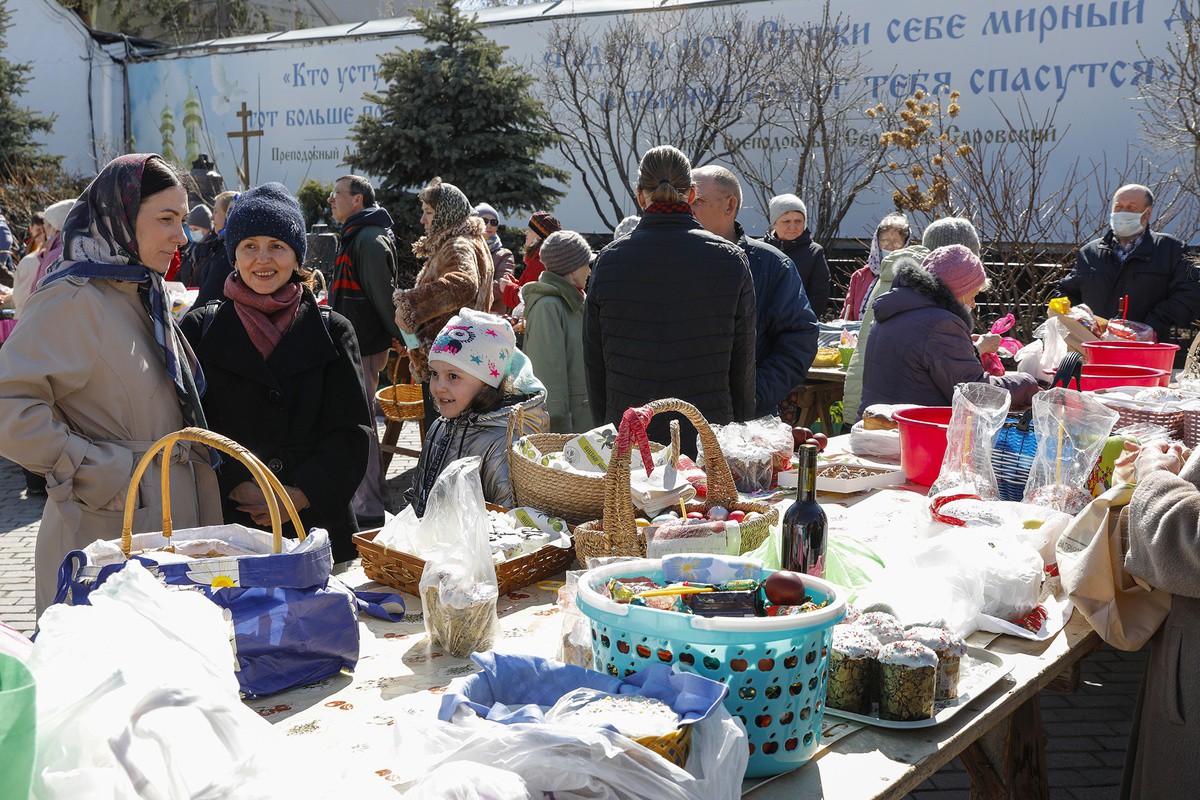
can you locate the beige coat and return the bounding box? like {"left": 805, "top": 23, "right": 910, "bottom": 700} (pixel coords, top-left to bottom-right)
{"left": 1121, "top": 451, "right": 1200, "bottom": 799}
{"left": 0, "top": 276, "right": 222, "bottom": 613}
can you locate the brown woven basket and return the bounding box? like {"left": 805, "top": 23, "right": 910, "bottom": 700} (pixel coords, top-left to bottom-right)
{"left": 376, "top": 351, "right": 425, "bottom": 423}
{"left": 508, "top": 411, "right": 664, "bottom": 527}
{"left": 1093, "top": 392, "right": 1185, "bottom": 439}
{"left": 1183, "top": 408, "right": 1200, "bottom": 448}
{"left": 574, "top": 399, "right": 777, "bottom": 564}
{"left": 352, "top": 504, "right": 576, "bottom": 596}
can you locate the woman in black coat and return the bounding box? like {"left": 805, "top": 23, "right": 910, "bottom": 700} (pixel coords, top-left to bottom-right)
{"left": 181, "top": 182, "right": 372, "bottom": 562}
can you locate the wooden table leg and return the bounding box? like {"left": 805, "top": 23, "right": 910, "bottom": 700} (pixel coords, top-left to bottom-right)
{"left": 380, "top": 418, "right": 402, "bottom": 471}
{"left": 958, "top": 742, "right": 1006, "bottom": 800}
{"left": 1004, "top": 696, "right": 1049, "bottom": 799}
{"left": 972, "top": 694, "right": 1051, "bottom": 800}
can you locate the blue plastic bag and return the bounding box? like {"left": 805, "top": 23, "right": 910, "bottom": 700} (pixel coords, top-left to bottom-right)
{"left": 53, "top": 527, "right": 404, "bottom": 697}
{"left": 439, "top": 651, "right": 727, "bottom": 728}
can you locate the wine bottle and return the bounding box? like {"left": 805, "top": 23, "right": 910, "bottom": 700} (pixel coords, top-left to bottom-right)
{"left": 782, "top": 443, "right": 827, "bottom": 578}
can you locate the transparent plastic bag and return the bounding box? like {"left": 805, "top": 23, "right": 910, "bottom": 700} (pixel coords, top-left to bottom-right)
{"left": 929, "top": 383, "right": 1011, "bottom": 500}
{"left": 418, "top": 458, "right": 500, "bottom": 658}
{"left": 703, "top": 417, "right": 791, "bottom": 492}
{"left": 557, "top": 572, "right": 595, "bottom": 670}
{"left": 1024, "top": 388, "right": 1120, "bottom": 514}
{"left": 1104, "top": 318, "right": 1157, "bottom": 343}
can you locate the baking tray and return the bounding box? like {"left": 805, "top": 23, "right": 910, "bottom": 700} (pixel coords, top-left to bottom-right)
{"left": 815, "top": 463, "right": 904, "bottom": 494}
{"left": 823, "top": 646, "right": 1013, "bottom": 729}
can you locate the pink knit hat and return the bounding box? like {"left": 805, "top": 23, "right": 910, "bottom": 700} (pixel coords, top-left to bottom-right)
{"left": 922, "top": 244, "right": 987, "bottom": 299}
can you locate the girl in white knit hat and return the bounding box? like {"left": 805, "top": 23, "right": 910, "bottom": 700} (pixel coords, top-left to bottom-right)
{"left": 405, "top": 308, "right": 549, "bottom": 515}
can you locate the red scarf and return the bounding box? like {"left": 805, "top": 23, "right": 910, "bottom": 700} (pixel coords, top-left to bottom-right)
{"left": 223, "top": 273, "right": 302, "bottom": 360}
{"left": 644, "top": 201, "right": 693, "bottom": 216}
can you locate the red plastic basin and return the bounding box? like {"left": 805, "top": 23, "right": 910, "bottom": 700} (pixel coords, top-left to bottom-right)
{"left": 894, "top": 406, "right": 952, "bottom": 487}
{"left": 1081, "top": 341, "right": 1178, "bottom": 387}
{"left": 1079, "top": 364, "right": 1167, "bottom": 391}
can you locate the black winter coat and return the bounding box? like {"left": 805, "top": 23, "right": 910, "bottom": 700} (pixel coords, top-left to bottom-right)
{"left": 584, "top": 210, "right": 756, "bottom": 455}
{"left": 1057, "top": 229, "right": 1200, "bottom": 340}
{"left": 763, "top": 229, "right": 831, "bottom": 318}
{"left": 736, "top": 223, "right": 819, "bottom": 415}
{"left": 193, "top": 238, "right": 234, "bottom": 308}
{"left": 180, "top": 291, "right": 373, "bottom": 562}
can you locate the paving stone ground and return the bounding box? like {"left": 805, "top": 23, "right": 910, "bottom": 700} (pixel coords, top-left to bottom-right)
{"left": 0, "top": 420, "right": 1147, "bottom": 798}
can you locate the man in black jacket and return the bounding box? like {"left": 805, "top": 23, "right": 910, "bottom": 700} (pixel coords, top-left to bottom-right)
{"left": 584, "top": 145, "right": 756, "bottom": 456}
{"left": 329, "top": 175, "right": 403, "bottom": 525}
{"left": 693, "top": 165, "right": 819, "bottom": 416}
{"left": 1057, "top": 184, "right": 1200, "bottom": 342}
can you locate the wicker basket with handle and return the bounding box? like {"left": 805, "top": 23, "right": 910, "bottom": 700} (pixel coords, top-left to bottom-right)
{"left": 574, "top": 399, "right": 777, "bottom": 564}
{"left": 377, "top": 350, "right": 425, "bottom": 423}
{"left": 121, "top": 427, "right": 305, "bottom": 556}
{"left": 507, "top": 409, "right": 665, "bottom": 527}
{"left": 353, "top": 504, "right": 576, "bottom": 596}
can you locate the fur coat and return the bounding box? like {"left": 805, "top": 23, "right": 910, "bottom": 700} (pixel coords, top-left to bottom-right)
{"left": 395, "top": 216, "right": 494, "bottom": 383}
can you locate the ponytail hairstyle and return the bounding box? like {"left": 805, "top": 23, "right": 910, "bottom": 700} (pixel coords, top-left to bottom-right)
{"left": 636, "top": 145, "right": 694, "bottom": 205}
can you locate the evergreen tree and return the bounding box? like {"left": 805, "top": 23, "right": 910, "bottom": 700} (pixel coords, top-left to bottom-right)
{"left": 0, "top": 0, "right": 57, "bottom": 174}
{"left": 350, "top": 0, "right": 565, "bottom": 250}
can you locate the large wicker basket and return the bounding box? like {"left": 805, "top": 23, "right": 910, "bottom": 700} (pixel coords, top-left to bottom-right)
{"left": 122, "top": 427, "right": 305, "bottom": 555}
{"left": 574, "top": 399, "right": 777, "bottom": 564}
{"left": 508, "top": 411, "right": 664, "bottom": 527}
{"left": 352, "top": 504, "right": 576, "bottom": 596}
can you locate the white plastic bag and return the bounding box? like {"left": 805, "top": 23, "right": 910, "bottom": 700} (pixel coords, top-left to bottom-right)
{"left": 916, "top": 497, "right": 1071, "bottom": 568}
{"left": 418, "top": 457, "right": 500, "bottom": 658}
{"left": 920, "top": 532, "right": 1043, "bottom": 621}
{"left": 403, "top": 762, "right": 533, "bottom": 800}
{"left": 391, "top": 703, "right": 747, "bottom": 800}
{"left": 929, "top": 382, "right": 1011, "bottom": 500}
{"left": 30, "top": 562, "right": 392, "bottom": 800}
{"left": 848, "top": 421, "right": 901, "bottom": 459}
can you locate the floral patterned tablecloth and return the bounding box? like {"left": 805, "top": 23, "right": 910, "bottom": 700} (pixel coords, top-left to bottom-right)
{"left": 244, "top": 565, "right": 863, "bottom": 795}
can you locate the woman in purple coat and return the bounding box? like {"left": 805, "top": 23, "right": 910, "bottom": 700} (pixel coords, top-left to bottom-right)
{"left": 859, "top": 244, "right": 1038, "bottom": 417}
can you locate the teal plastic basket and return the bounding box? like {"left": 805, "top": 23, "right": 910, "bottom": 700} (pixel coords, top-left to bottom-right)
{"left": 576, "top": 558, "right": 846, "bottom": 778}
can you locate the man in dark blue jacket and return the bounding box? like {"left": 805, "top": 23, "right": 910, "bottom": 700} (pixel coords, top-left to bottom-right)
{"left": 1057, "top": 184, "right": 1200, "bottom": 342}
{"left": 693, "top": 166, "right": 819, "bottom": 416}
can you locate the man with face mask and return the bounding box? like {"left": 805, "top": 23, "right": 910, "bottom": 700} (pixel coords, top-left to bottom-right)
{"left": 1057, "top": 184, "right": 1200, "bottom": 342}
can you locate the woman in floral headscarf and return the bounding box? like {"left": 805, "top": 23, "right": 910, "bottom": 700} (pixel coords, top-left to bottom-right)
{"left": 393, "top": 176, "right": 495, "bottom": 427}
{"left": 0, "top": 154, "right": 223, "bottom": 614}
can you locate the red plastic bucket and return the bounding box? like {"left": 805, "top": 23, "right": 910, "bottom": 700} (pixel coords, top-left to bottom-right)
{"left": 1079, "top": 364, "right": 1167, "bottom": 391}
{"left": 894, "top": 407, "right": 952, "bottom": 487}
{"left": 1080, "top": 341, "right": 1178, "bottom": 387}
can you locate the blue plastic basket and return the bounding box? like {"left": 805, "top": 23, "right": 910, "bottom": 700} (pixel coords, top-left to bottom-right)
{"left": 576, "top": 558, "right": 846, "bottom": 778}
{"left": 992, "top": 411, "right": 1038, "bottom": 501}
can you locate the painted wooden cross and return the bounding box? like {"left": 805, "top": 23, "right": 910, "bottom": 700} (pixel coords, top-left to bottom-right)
{"left": 226, "top": 101, "right": 263, "bottom": 189}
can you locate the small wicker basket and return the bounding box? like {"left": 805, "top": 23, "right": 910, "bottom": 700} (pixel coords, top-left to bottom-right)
{"left": 376, "top": 350, "right": 425, "bottom": 423}
{"left": 573, "top": 399, "right": 776, "bottom": 564}
{"left": 352, "top": 504, "right": 576, "bottom": 596}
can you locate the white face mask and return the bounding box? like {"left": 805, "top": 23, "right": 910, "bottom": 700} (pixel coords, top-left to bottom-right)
{"left": 1110, "top": 211, "right": 1145, "bottom": 239}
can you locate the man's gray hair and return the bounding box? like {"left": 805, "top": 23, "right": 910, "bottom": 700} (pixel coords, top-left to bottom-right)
{"left": 693, "top": 164, "right": 743, "bottom": 208}
{"left": 1116, "top": 183, "right": 1154, "bottom": 208}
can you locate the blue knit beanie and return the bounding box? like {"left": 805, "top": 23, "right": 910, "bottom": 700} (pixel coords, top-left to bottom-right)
{"left": 223, "top": 182, "right": 307, "bottom": 266}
